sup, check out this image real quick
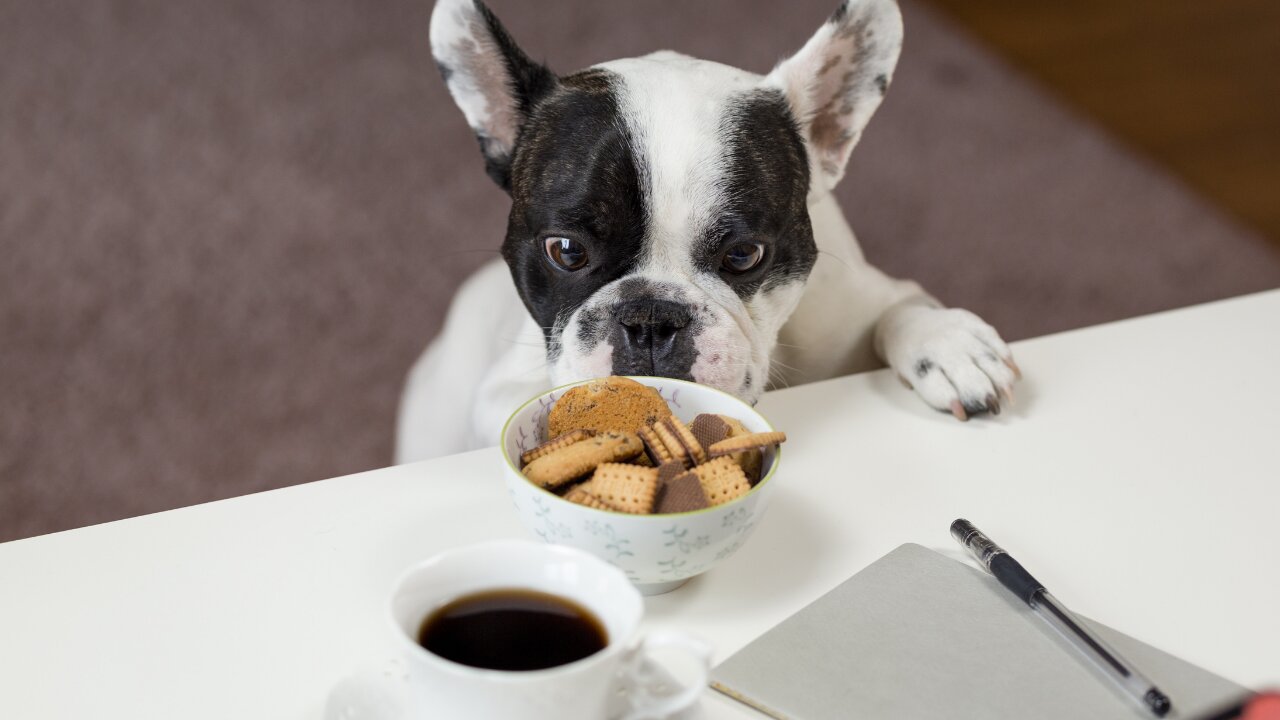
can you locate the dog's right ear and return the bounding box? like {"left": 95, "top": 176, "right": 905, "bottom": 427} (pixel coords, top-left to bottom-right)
{"left": 430, "top": 0, "right": 557, "bottom": 191}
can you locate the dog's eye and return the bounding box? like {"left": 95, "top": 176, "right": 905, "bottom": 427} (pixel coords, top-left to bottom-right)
{"left": 721, "top": 242, "right": 765, "bottom": 274}
{"left": 544, "top": 237, "right": 588, "bottom": 271}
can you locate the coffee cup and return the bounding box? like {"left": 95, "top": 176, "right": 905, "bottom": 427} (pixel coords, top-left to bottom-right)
{"left": 386, "top": 540, "right": 711, "bottom": 719}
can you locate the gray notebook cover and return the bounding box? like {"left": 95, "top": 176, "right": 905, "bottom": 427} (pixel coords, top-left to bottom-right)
{"left": 711, "top": 544, "right": 1243, "bottom": 719}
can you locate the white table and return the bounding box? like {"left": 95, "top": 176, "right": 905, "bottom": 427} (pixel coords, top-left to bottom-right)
{"left": 2, "top": 291, "right": 1278, "bottom": 719}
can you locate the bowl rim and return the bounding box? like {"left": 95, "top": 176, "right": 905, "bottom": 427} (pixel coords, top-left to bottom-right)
{"left": 500, "top": 376, "right": 780, "bottom": 519}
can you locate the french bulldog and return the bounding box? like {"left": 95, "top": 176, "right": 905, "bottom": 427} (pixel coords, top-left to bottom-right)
{"left": 397, "top": 0, "right": 1020, "bottom": 462}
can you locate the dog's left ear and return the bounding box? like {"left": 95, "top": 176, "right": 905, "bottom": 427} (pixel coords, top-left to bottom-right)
{"left": 765, "top": 0, "right": 903, "bottom": 193}
{"left": 430, "top": 0, "right": 557, "bottom": 191}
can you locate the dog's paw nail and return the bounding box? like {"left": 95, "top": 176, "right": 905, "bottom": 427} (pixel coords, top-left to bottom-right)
{"left": 1004, "top": 356, "right": 1022, "bottom": 380}
{"left": 985, "top": 395, "right": 1000, "bottom": 415}
{"left": 999, "top": 385, "right": 1015, "bottom": 406}
{"left": 897, "top": 373, "right": 913, "bottom": 390}
{"left": 950, "top": 400, "right": 968, "bottom": 421}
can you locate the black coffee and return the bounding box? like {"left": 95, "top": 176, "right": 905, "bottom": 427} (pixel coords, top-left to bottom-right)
{"left": 418, "top": 588, "right": 608, "bottom": 671}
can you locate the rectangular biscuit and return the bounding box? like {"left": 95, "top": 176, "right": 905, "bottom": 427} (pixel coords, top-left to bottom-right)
{"left": 520, "top": 429, "right": 597, "bottom": 467}
{"left": 664, "top": 416, "right": 708, "bottom": 466}
{"left": 651, "top": 420, "right": 690, "bottom": 467}
{"left": 521, "top": 431, "right": 642, "bottom": 489}
{"left": 638, "top": 424, "right": 673, "bottom": 466}
{"left": 707, "top": 431, "right": 787, "bottom": 457}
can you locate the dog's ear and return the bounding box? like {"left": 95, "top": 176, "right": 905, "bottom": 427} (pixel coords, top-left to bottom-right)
{"left": 430, "top": 0, "right": 557, "bottom": 191}
{"left": 765, "top": 0, "right": 903, "bottom": 192}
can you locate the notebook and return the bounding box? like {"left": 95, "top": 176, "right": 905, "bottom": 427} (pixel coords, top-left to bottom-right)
{"left": 710, "top": 544, "right": 1244, "bottom": 719}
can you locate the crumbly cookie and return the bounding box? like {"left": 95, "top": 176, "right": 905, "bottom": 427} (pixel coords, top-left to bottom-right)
{"left": 692, "top": 456, "right": 752, "bottom": 507}
{"left": 547, "top": 376, "right": 672, "bottom": 437}
{"left": 589, "top": 462, "right": 660, "bottom": 514}
{"left": 521, "top": 431, "right": 642, "bottom": 489}
{"left": 520, "top": 429, "right": 597, "bottom": 467}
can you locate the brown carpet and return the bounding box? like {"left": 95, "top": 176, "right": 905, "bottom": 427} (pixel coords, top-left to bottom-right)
{"left": 3, "top": 0, "right": 1278, "bottom": 543}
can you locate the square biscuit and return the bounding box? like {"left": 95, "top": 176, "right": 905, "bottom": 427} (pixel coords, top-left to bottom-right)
{"left": 564, "top": 485, "right": 620, "bottom": 512}
{"left": 692, "top": 456, "right": 751, "bottom": 507}
{"left": 689, "top": 414, "right": 731, "bottom": 455}
{"left": 655, "top": 470, "right": 710, "bottom": 514}
{"left": 589, "top": 462, "right": 660, "bottom": 515}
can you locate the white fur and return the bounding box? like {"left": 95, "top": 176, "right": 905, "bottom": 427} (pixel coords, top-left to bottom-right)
{"left": 544, "top": 53, "right": 776, "bottom": 400}
{"left": 764, "top": 0, "right": 904, "bottom": 193}
{"left": 429, "top": 0, "right": 520, "bottom": 157}
{"left": 397, "top": 0, "right": 1018, "bottom": 462}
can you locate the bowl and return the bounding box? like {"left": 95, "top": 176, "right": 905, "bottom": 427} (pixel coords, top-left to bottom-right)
{"left": 500, "top": 377, "right": 780, "bottom": 595}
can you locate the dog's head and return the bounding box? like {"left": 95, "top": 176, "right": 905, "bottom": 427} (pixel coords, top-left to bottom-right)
{"left": 430, "top": 0, "right": 901, "bottom": 402}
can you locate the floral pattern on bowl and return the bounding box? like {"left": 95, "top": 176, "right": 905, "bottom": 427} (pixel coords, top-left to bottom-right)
{"left": 501, "top": 377, "right": 779, "bottom": 595}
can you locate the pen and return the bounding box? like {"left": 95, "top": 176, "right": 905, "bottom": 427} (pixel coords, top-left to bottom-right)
{"left": 950, "top": 519, "right": 1173, "bottom": 717}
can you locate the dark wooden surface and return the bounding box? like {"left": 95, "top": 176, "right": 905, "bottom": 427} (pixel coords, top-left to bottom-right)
{"left": 927, "top": 0, "right": 1280, "bottom": 243}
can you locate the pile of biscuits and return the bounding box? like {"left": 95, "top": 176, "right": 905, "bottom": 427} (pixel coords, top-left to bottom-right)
{"left": 518, "top": 377, "right": 786, "bottom": 515}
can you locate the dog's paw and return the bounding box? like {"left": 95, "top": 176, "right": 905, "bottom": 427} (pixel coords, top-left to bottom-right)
{"left": 880, "top": 305, "right": 1020, "bottom": 420}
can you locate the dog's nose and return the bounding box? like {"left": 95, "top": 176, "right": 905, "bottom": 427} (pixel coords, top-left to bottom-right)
{"left": 613, "top": 299, "right": 693, "bottom": 374}
{"left": 617, "top": 298, "right": 690, "bottom": 352}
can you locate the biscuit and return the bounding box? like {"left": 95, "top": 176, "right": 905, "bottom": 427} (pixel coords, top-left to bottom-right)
{"left": 637, "top": 424, "right": 674, "bottom": 466}
{"left": 521, "top": 431, "right": 643, "bottom": 489}
{"left": 654, "top": 460, "right": 686, "bottom": 487}
{"left": 716, "top": 414, "right": 764, "bottom": 484}
{"left": 519, "top": 429, "right": 596, "bottom": 467}
{"left": 708, "top": 431, "right": 787, "bottom": 456}
{"left": 655, "top": 469, "right": 710, "bottom": 514}
{"left": 693, "top": 456, "right": 751, "bottom": 507}
{"left": 563, "top": 485, "right": 619, "bottom": 512}
{"left": 589, "top": 462, "right": 659, "bottom": 515}
{"left": 651, "top": 419, "right": 690, "bottom": 467}
{"left": 689, "top": 413, "right": 731, "bottom": 454}
{"left": 664, "top": 416, "right": 707, "bottom": 466}
{"left": 547, "top": 377, "right": 672, "bottom": 437}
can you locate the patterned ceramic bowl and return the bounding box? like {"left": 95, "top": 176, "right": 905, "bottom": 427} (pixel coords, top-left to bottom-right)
{"left": 501, "top": 377, "right": 780, "bottom": 595}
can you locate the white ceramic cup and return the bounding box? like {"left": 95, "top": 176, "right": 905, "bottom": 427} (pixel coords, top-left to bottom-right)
{"left": 388, "top": 540, "right": 712, "bottom": 720}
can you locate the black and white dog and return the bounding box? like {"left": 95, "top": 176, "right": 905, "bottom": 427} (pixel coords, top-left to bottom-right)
{"left": 397, "top": 0, "right": 1019, "bottom": 462}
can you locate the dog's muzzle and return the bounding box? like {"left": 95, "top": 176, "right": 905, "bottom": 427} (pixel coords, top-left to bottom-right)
{"left": 610, "top": 298, "right": 697, "bottom": 379}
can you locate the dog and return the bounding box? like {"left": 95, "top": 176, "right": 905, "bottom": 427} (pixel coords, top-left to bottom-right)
{"left": 397, "top": 0, "right": 1020, "bottom": 463}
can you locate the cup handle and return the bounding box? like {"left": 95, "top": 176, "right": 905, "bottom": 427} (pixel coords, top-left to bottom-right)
{"left": 616, "top": 630, "right": 713, "bottom": 720}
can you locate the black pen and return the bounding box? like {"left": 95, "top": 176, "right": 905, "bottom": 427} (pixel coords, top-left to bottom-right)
{"left": 951, "top": 519, "right": 1173, "bottom": 717}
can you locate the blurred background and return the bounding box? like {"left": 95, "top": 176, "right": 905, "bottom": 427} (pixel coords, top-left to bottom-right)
{"left": 2, "top": 0, "right": 1278, "bottom": 542}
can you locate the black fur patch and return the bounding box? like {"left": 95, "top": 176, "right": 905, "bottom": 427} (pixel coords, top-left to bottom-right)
{"left": 705, "top": 89, "right": 816, "bottom": 300}
{"left": 915, "top": 358, "right": 935, "bottom": 378}
{"left": 501, "top": 69, "right": 648, "bottom": 351}
{"left": 830, "top": 1, "right": 850, "bottom": 25}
